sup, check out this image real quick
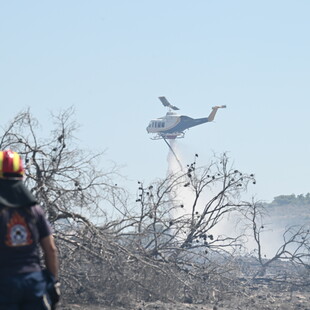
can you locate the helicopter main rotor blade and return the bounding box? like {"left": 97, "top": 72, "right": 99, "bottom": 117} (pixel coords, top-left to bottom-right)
{"left": 158, "top": 96, "right": 180, "bottom": 110}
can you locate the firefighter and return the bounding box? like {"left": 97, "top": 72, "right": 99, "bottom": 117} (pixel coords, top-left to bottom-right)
{"left": 0, "top": 150, "right": 59, "bottom": 309}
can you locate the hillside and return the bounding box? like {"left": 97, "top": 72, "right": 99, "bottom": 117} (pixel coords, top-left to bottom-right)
{"left": 265, "top": 194, "right": 310, "bottom": 228}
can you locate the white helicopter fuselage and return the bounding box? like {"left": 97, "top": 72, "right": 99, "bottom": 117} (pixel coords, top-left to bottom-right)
{"left": 146, "top": 111, "right": 180, "bottom": 134}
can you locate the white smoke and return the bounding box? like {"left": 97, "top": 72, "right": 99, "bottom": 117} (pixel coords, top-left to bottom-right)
{"left": 166, "top": 140, "right": 201, "bottom": 223}
{"left": 166, "top": 139, "right": 184, "bottom": 175}
{"left": 166, "top": 142, "right": 291, "bottom": 258}
{"left": 166, "top": 142, "right": 249, "bottom": 252}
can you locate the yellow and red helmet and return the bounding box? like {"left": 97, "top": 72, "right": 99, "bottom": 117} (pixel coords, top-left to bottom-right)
{"left": 0, "top": 150, "right": 25, "bottom": 179}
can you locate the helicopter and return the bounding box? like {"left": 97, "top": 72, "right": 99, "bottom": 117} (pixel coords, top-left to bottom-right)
{"left": 146, "top": 96, "right": 226, "bottom": 140}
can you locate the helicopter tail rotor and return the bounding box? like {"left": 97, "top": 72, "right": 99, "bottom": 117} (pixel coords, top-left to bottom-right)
{"left": 212, "top": 105, "right": 227, "bottom": 109}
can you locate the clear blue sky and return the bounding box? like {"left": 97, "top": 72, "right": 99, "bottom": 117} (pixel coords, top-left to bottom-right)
{"left": 1, "top": 1, "right": 309, "bottom": 203}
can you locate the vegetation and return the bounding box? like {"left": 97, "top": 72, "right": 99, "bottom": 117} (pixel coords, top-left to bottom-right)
{"left": 269, "top": 193, "right": 310, "bottom": 206}
{"left": 1, "top": 108, "right": 310, "bottom": 307}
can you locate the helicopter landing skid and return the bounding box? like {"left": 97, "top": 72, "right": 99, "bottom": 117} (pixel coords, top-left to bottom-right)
{"left": 151, "top": 132, "right": 185, "bottom": 140}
